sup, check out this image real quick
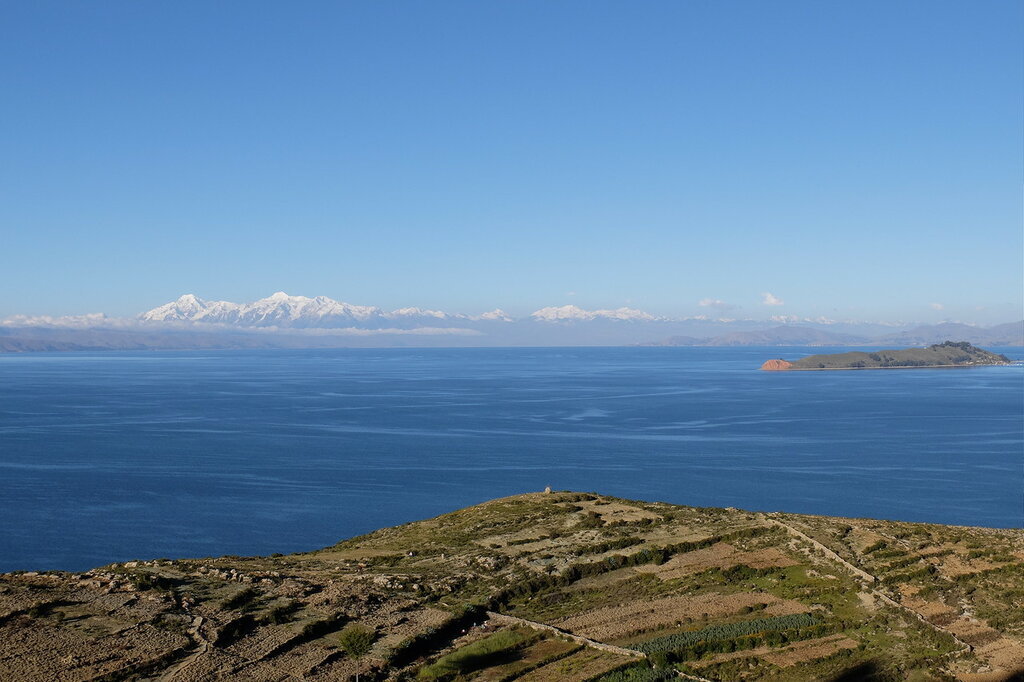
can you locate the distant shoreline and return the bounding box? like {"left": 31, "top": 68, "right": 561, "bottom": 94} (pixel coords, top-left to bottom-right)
{"left": 784, "top": 362, "right": 1013, "bottom": 371}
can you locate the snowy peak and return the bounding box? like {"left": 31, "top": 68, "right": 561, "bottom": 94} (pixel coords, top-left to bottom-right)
{"left": 140, "top": 295, "right": 667, "bottom": 328}
{"left": 139, "top": 293, "right": 475, "bottom": 329}
{"left": 139, "top": 294, "right": 241, "bottom": 322}
{"left": 386, "top": 307, "right": 461, "bottom": 320}
{"left": 475, "top": 309, "right": 513, "bottom": 322}
{"left": 530, "top": 305, "right": 658, "bottom": 322}
{"left": 214, "top": 293, "right": 384, "bottom": 326}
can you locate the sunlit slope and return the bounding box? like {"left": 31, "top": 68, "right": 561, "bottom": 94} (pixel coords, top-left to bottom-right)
{"left": 1, "top": 492, "right": 1022, "bottom": 680}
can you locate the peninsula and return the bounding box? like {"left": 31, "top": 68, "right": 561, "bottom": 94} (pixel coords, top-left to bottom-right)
{"left": 761, "top": 341, "right": 1011, "bottom": 371}
{"left": 2, "top": 492, "right": 1022, "bottom": 681}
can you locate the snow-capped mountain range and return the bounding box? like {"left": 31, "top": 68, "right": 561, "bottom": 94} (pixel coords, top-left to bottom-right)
{"left": 1, "top": 292, "right": 1019, "bottom": 352}
{"left": 529, "top": 305, "right": 658, "bottom": 322}
{"left": 140, "top": 293, "right": 515, "bottom": 329}
{"left": 139, "top": 293, "right": 645, "bottom": 328}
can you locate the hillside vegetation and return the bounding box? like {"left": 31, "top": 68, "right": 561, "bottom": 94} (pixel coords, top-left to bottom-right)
{"left": 782, "top": 341, "right": 1011, "bottom": 370}
{"left": 1, "top": 492, "right": 1022, "bottom": 681}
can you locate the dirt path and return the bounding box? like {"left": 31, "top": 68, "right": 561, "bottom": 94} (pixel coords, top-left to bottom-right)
{"left": 486, "top": 611, "right": 644, "bottom": 659}
{"left": 157, "top": 616, "right": 211, "bottom": 681}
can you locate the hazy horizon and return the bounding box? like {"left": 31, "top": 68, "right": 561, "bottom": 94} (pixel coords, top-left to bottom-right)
{"left": 3, "top": 289, "right": 1023, "bottom": 330}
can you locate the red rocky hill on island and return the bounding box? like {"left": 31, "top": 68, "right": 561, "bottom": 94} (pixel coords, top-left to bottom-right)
{"left": 759, "top": 359, "right": 794, "bottom": 371}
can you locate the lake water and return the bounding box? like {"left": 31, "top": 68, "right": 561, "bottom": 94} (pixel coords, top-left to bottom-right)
{"left": 1, "top": 346, "right": 1021, "bottom": 572}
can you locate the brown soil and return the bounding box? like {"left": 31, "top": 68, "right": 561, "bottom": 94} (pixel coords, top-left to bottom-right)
{"left": 554, "top": 591, "right": 807, "bottom": 642}
{"left": 692, "top": 634, "right": 859, "bottom": 670}
{"left": 572, "top": 500, "right": 664, "bottom": 524}
{"left": 633, "top": 541, "right": 799, "bottom": 580}
{"left": 516, "top": 648, "right": 627, "bottom": 681}
{"left": 762, "top": 634, "right": 860, "bottom": 667}
{"left": 474, "top": 638, "right": 580, "bottom": 681}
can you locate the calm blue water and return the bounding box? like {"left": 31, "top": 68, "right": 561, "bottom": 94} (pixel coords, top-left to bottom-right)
{"left": 1, "top": 346, "right": 1021, "bottom": 572}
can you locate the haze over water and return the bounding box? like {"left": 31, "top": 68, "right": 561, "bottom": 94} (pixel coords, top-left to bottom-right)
{"left": 1, "top": 346, "right": 1021, "bottom": 573}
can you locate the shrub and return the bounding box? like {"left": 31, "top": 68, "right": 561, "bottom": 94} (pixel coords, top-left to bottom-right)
{"left": 221, "top": 587, "right": 259, "bottom": 611}
{"left": 259, "top": 600, "right": 300, "bottom": 625}
{"left": 339, "top": 623, "right": 376, "bottom": 659}
{"left": 578, "top": 536, "right": 644, "bottom": 555}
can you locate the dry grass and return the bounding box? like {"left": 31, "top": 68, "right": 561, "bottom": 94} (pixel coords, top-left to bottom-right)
{"left": 554, "top": 591, "right": 807, "bottom": 642}
{"left": 516, "top": 648, "right": 628, "bottom": 681}
{"left": 762, "top": 634, "right": 860, "bottom": 668}
{"left": 691, "top": 634, "right": 859, "bottom": 670}
{"left": 572, "top": 500, "right": 663, "bottom": 524}
{"left": 632, "top": 541, "right": 799, "bottom": 580}
{"left": 473, "top": 638, "right": 579, "bottom": 681}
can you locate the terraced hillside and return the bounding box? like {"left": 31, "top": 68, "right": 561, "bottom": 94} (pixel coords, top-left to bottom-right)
{"left": 1, "top": 492, "right": 1022, "bottom": 681}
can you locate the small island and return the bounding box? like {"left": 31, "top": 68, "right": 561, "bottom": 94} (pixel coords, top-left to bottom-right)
{"left": 761, "top": 340, "right": 1011, "bottom": 371}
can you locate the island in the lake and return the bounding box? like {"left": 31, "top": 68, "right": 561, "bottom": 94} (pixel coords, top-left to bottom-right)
{"left": 2, "top": 491, "right": 1023, "bottom": 681}
{"left": 761, "top": 341, "right": 1012, "bottom": 371}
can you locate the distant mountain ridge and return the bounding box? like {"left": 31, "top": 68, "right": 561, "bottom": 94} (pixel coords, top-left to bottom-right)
{"left": 140, "top": 292, "right": 507, "bottom": 329}
{"left": 529, "top": 304, "right": 658, "bottom": 322}
{"left": 0, "top": 292, "right": 1019, "bottom": 351}
{"left": 874, "top": 321, "right": 1024, "bottom": 347}
{"left": 140, "top": 293, "right": 666, "bottom": 328}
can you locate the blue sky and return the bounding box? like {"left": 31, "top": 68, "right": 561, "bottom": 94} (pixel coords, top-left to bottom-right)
{"left": 2, "top": 1, "right": 1021, "bottom": 323}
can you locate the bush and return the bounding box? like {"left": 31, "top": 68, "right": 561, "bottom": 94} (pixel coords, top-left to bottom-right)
{"left": 578, "top": 511, "right": 606, "bottom": 529}
{"left": 578, "top": 536, "right": 644, "bottom": 555}
{"left": 220, "top": 587, "right": 259, "bottom": 611}
{"left": 259, "top": 600, "right": 300, "bottom": 625}
{"left": 338, "top": 624, "right": 376, "bottom": 659}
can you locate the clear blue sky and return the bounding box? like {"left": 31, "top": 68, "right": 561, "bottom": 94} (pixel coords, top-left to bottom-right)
{"left": 2, "top": 1, "right": 1021, "bottom": 323}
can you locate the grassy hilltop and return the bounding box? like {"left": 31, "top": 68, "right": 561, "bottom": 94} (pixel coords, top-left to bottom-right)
{"left": 763, "top": 341, "right": 1012, "bottom": 371}
{"left": 1, "top": 492, "right": 1023, "bottom": 681}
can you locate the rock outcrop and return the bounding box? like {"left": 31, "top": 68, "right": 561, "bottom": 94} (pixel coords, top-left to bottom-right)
{"left": 760, "top": 359, "right": 793, "bottom": 371}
